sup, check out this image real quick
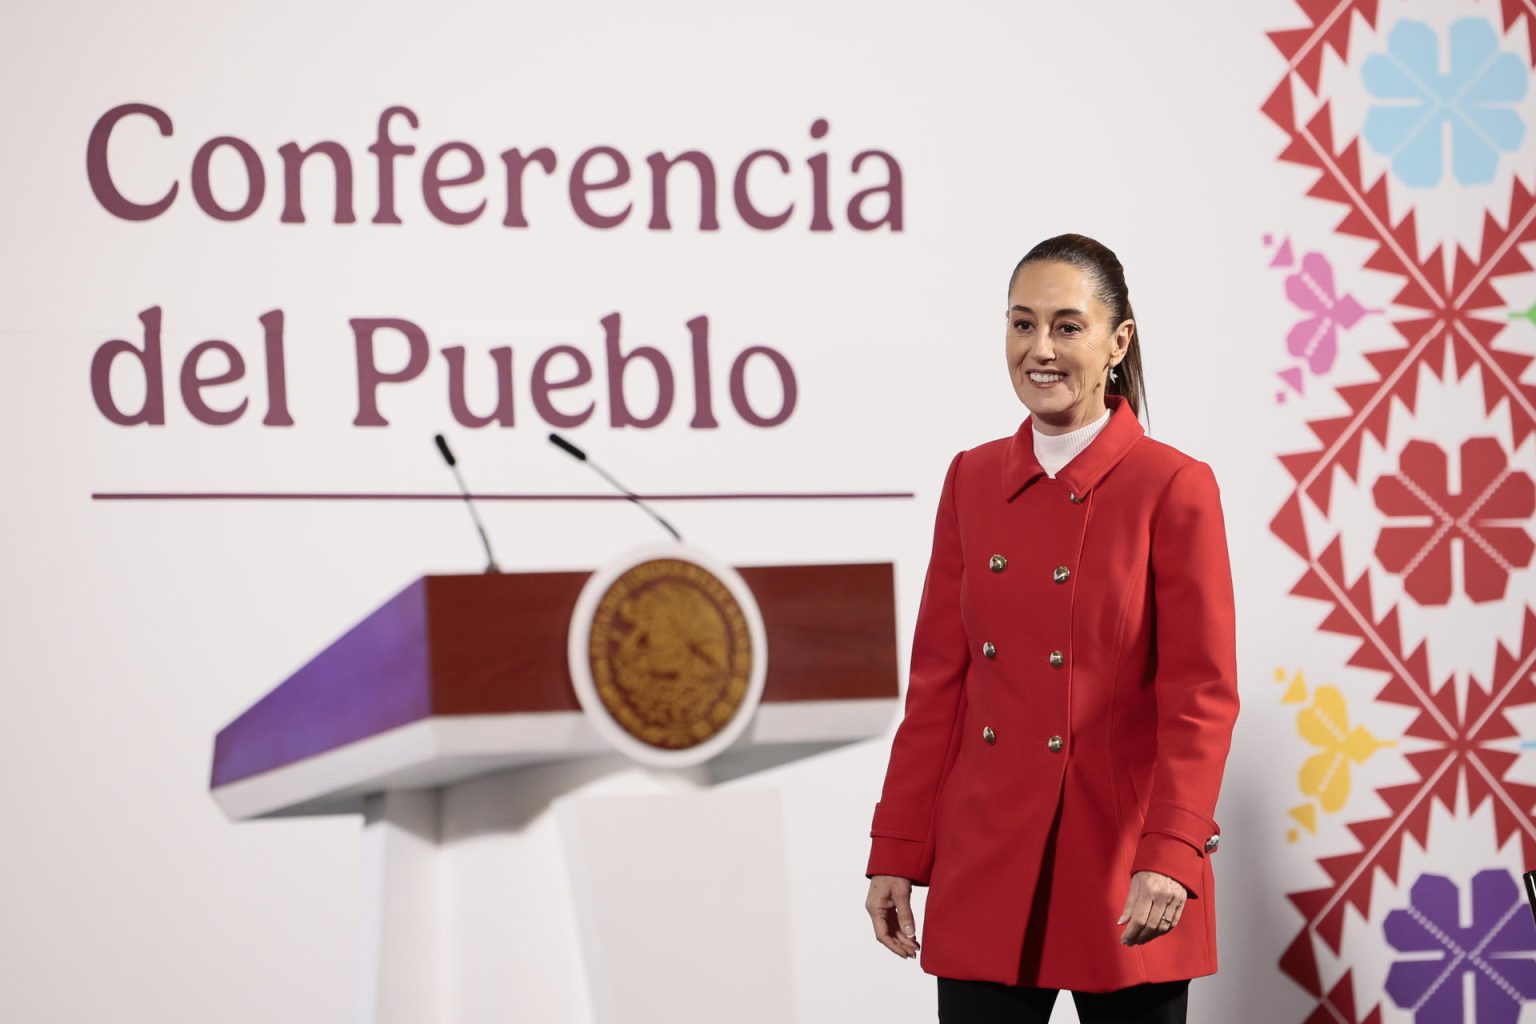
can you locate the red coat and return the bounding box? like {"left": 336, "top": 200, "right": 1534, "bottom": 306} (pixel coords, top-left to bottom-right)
{"left": 867, "top": 396, "right": 1239, "bottom": 991}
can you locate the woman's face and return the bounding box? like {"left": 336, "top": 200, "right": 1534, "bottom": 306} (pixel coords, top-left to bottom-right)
{"left": 1005, "top": 260, "right": 1132, "bottom": 436}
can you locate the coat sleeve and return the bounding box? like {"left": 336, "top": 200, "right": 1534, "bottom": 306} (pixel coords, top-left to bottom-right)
{"left": 1129, "top": 460, "right": 1240, "bottom": 898}
{"left": 865, "top": 450, "right": 971, "bottom": 885}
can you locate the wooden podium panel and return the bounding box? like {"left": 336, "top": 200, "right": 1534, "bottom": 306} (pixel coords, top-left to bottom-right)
{"left": 211, "top": 562, "right": 899, "bottom": 818}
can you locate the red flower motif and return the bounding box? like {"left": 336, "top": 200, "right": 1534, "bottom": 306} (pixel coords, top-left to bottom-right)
{"left": 1373, "top": 438, "right": 1535, "bottom": 605}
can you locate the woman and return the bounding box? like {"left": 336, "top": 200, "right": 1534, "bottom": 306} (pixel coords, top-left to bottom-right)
{"left": 863, "top": 234, "right": 1239, "bottom": 1024}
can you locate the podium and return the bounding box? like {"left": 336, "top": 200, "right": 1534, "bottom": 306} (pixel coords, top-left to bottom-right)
{"left": 211, "top": 555, "right": 900, "bottom": 1023}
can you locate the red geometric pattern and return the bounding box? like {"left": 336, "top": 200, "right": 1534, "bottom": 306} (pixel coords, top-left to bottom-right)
{"left": 1373, "top": 438, "right": 1535, "bottom": 605}
{"left": 1263, "top": 2, "right": 1536, "bottom": 1019}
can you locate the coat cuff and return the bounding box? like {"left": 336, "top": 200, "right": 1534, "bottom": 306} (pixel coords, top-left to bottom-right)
{"left": 867, "top": 802, "right": 934, "bottom": 885}
{"left": 1131, "top": 802, "right": 1220, "bottom": 898}
{"left": 866, "top": 836, "right": 932, "bottom": 885}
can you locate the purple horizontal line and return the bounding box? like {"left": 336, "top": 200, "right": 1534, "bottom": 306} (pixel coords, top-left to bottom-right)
{"left": 92, "top": 491, "right": 915, "bottom": 502}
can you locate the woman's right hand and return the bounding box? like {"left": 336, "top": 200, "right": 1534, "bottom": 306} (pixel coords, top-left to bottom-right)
{"left": 865, "top": 875, "right": 920, "bottom": 958}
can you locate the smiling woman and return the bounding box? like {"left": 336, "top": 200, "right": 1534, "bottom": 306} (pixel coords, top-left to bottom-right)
{"left": 863, "top": 234, "right": 1238, "bottom": 1024}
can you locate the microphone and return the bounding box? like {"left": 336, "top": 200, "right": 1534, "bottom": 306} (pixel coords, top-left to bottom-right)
{"left": 547, "top": 432, "right": 683, "bottom": 542}
{"left": 433, "top": 433, "right": 501, "bottom": 573}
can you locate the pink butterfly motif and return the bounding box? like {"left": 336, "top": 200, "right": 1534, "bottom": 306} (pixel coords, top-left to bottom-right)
{"left": 1284, "top": 252, "right": 1370, "bottom": 374}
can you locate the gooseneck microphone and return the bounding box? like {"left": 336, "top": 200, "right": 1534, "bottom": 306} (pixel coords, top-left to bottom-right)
{"left": 433, "top": 433, "right": 501, "bottom": 573}
{"left": 548, "top": 432, "right": 683, "bottom": 542}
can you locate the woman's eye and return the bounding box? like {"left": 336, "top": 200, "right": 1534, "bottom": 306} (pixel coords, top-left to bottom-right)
{"left": 1057, "top": 323, "right": 1082, "bottom": 335}
{"left": 1013, "top": 320, "right": 1033, "bottom": 332}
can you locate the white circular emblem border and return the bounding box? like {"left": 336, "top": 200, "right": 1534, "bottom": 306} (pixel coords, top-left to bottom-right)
{"left": 566, "top": 542, "right": 769, "bottom": 768}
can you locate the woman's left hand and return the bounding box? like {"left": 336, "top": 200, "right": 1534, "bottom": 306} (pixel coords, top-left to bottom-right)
{"left": 1117, "top": 870, "right": 1187, "bottom": 946}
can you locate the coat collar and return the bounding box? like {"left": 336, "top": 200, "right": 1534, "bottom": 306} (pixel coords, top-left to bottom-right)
{"left": 1002, "top": 395, "right": 1144, "bottom": 501}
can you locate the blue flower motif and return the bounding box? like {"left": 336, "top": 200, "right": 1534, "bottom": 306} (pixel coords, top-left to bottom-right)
{"left": 1383, "top": 870, "right": 1536, "bottom": 1024}
{"left": 1362, "top": 18, "right": 1529, "bottom": 187}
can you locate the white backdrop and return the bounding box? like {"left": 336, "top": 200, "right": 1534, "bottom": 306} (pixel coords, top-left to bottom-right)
{"left": 3, "top": 0, "right": 1531, "bottom": 1021}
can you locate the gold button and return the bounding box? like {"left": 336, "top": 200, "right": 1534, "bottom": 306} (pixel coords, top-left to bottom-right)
{"left": 1069, "top": 492, "right": 1084, "bottom": 504}
{"left": 982, "top": 641, "right": 997, "bottom": 659}
{"left": 989, "top": 554, "right": 1008, "bottom": 573}
{"left": 1049, "top": 650, "right": 1063, "bottom": 668}
{"left": 983, "top": 726, "right": 996, "bottom": 745}
{"left": 1047, "top": 735, "right": 1063, "bottom": 752}
{"left": 1053, "top": 566, "right": 1071, "bottom": 584}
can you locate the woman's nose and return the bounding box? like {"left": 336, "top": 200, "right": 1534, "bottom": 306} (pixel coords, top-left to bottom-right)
{"left": 1028, "top": 333, "right": 1055, "bottom": 361}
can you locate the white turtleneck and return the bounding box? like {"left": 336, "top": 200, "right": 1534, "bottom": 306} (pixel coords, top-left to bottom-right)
{"left": 1032, "top": 407, "right": 1111, "bottom": 478}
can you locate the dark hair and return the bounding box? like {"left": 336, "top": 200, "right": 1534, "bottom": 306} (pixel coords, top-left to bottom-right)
{"left": 1009, "top": 233, "right": 1148, "bottom": 419}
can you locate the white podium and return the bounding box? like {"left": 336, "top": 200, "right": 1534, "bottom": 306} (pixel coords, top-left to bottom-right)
{"left": 211, "top": 562, "right": 899, "bottom": 1023}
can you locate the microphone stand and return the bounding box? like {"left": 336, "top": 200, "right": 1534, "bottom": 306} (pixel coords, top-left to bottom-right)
{"left": 434, "top": 433, "right": 501, "bottom": 573}
{"left": 547, "top": 432, "right": 683, "bottom": 543}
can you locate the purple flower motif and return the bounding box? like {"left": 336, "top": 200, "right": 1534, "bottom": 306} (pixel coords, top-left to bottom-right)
{"left": 1384, "top": 870, "right": 1536, "bottom": 1024}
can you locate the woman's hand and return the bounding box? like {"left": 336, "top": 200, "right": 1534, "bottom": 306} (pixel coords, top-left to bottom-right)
{"left": 1118, "top": 870, "right": 1187, "bottom": 946}
{"left": 866, "top": 875, "right": 920, "bottom": 958}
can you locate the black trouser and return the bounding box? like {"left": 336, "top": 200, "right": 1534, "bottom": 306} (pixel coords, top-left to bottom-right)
{"left": 937, "top": 978, "right": 1189, "bottom": 1024}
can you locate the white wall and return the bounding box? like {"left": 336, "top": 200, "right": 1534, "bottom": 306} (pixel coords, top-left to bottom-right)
{"left": 2, "top": 0, "right": 1530, "bottom": 1021}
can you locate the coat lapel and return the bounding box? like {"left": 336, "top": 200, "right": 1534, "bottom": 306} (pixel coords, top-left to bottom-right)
{"left": 1001, "top": 395, "right": 1145, "bottom": 501}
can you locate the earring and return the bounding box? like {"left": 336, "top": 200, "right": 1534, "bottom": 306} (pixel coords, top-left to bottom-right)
{"left": 1109, "top": 365, "right": 1119, "bottom": 383}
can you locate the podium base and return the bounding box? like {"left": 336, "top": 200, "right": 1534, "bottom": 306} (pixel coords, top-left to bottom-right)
{"left": 356, "top": 757, "right": 797, "bottom": 1024}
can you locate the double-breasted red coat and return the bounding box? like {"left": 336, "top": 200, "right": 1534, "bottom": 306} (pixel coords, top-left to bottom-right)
{"left": 867, "top": 395, "right": 1240, "bottom": 991}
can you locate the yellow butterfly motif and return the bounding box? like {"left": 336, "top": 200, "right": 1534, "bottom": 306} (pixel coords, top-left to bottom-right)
{"left": 1296, "top": 685, "right": 1393, "bottom": 813}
